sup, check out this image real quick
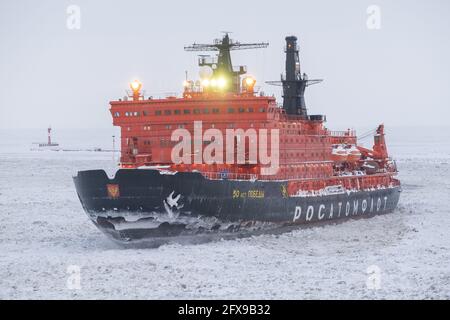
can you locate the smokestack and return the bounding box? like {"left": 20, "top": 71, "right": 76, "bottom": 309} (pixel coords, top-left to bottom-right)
{"left": 282, "top": 36, "right": 307, "bottom": 117}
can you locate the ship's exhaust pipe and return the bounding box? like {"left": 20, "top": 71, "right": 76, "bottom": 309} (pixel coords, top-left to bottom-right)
{"left": 283, "top": 36, "right": 308, "bottom": 117}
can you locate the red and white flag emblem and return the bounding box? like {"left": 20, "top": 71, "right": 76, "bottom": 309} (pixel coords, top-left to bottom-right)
{"left": 106, "top": 184, "right": 120, "bottom": 199}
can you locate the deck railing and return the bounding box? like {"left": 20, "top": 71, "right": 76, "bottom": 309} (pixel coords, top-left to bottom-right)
{"left": 200, "top": 168, "right": 397, "bottom": 182}
{"left": 201, "top": 172, "right": 258, "bottom": 181}
{"left": 327, "top": 130, "right": 356, "bottom": 137}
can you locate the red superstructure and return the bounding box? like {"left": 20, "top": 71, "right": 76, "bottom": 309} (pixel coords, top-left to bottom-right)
{"left": 109, "top": 34, "right": 399, "bottom": 196}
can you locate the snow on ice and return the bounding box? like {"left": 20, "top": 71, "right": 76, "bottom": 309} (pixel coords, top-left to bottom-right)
{"left": 0, "top": 127, "right": 449, "bottom": 299}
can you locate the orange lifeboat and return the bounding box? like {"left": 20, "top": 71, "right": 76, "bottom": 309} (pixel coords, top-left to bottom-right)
{"left": 331, "top": 144, "right": 348, "bottom": 162}
{"left": 331, "top": 144, "right": 361, "bottom": 162}
{"left": 347, "top": 145, "right": 362, "bottom": 162}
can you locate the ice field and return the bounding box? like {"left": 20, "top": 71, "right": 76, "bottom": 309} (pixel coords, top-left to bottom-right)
{"left": 0, "top": 127, "right": 449, "bottom": 299}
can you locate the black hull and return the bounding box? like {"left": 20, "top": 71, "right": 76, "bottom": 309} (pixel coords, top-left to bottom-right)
{"left": 73, "top": 169, "right": 401, "bottom": 243}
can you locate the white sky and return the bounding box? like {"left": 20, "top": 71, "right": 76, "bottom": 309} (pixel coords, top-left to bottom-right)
{"left": 0, "top": 0, "right": 449, "bottom": 129}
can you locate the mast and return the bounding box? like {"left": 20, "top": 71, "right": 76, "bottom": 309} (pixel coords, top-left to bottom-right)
{"left": 184, "top": 33, "right": 268, "bottom": 93}
{"left": 284, "top": 36, "right": 307, "bottom": 116}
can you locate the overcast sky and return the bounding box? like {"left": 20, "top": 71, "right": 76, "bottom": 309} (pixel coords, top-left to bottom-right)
{"left": 0, "top": 0, "right": 449, "bottom": 130}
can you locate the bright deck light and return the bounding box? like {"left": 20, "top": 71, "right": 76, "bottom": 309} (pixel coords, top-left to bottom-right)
{"left": 130, "top": 80, "right": 142, "bottom": 92}
{"left": 217, "top": 77, "right": 227, "bottom": 88}
{"left": 201, "top": 79, "right": 210, "bottom": 87}
{"left": 245, "top": 76, "right": 255, "bottom": 86}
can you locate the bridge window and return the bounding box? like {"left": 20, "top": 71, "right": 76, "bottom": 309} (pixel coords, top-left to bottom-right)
{"left": 155, "top": 110, "right": 162, "bottom": 116}
{"left": 247, "top": 107, "right": 254, "bottom": 112}
{"left": 184, "top": 109, "right": 191, "bottom": 114}
{"left": 114, "top": 112, "right": 120, "bottom": 117}
{"left": 227, "top": 108, "right": 235, "bottom": 113}
{"left": 212, "top": 108, "right": 220, "bottom": 114}
{"left": 164, "top": 110, "right": 171, "bottom": 115}
{"left": 142, "top": 111, "right": 148, "bottom": 116}
{"left": 259, "top": 107, "right": 266, "bottom": 113}
{"left": 174, "top": 110, "right": 181, "bottom": 115}
{"left": 238, "top": 107, "right": 245, "bottom": 113}
{"left": 194, "top": 109, "right": 200, "bottom": 114}
{"left": 203, "top": 108, "right": 210, "bottom": 114}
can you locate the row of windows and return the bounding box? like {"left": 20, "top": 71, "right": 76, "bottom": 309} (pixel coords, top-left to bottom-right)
{"left": 116, "top": 111, "right": 138, "bottom": 117}
{"left": 283, "top": 152, "right": 326, "bottom": 158}
{"left": 117, "top": 111, "right": 323, "bottom": 130}
{"left": 132, "top": 139, "right": 326, "bottom": 159}
{"left": 281, "top": 137, "right": 328, "bottom": 144}
{"left": 115, "top": 112, "right": 326, "bottom": 135}
{"left": 137, "top": 123, "right": 241, "bottom": 131}
{"left": 131, "top": 126, "right": 331, "bottom": 140}
{"left": 281, "top": 164, "right": 331, "bottom": 170}
{"left": 115, "top": 107, "right": 266, "bottom": 118}
{"left": 140, "top": 128, "right": 326, "bottom": 145}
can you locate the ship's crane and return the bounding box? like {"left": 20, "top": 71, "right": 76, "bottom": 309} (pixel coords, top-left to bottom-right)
{"left": 184, "top": 33, "right": 268, "bottom": 93}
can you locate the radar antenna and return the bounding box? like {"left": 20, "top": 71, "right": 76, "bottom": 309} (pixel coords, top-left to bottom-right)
{"left": 185, "top": 34, "right": 268, "bottom": 93}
